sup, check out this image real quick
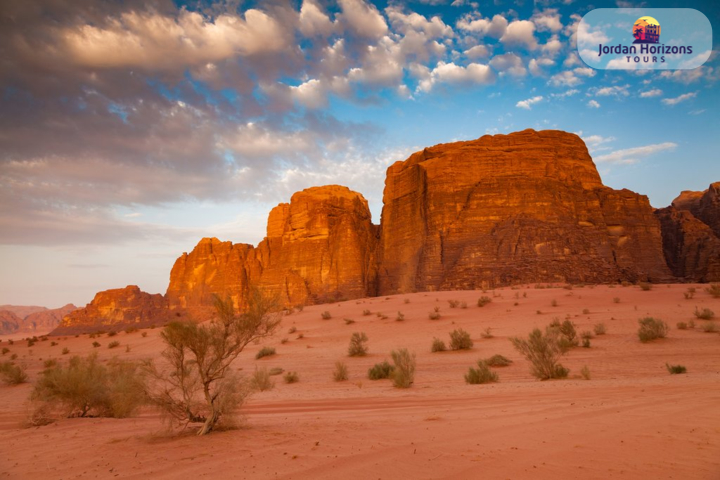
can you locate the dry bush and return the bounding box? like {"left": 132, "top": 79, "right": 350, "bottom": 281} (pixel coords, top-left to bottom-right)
{"left": 391, "top": 349, "right": 416, "bottom": 388}
{"left": 395, "top": 312, "right": 405, "bottom": 321}
{"left": 580, "top": 366, "right": 591, "bottom": 380}
{"left": 431, "top": 338, "right": 446, "bottom": 352}
{"left": 428, "top": 311, "right": 441, "bottom": 320}
{"left": 362, "top": 309, "right": 372, "bottom": 316}
{"left": 639, "top": 282, "right": 652, "bottom": 291}
{"left": 0, "top": 361, "right": 28, "bottom": 385}
{"left": 694, "top": 307, "right": 715, "bottom": 320}
{"left": 448, "top": 300, "right": 460, "bottom": 308}
{"left": 481, "top": 327, "right": 493, "bottom": 339}
{"left": 344, "top": 318, "right": 355, "bottom": 325}
{"left": 250, "top": 367, "right": 274, "bottom": 392}
{"left": 144, "top": 289, "right": 280, "bottom": 435}
{"left": 61, "top": 348, "right": 69, "bottom": 355}
{"left": 510, "top": 328, "right": 569, "bottom": 380}
{"left": 269, "top": 367, "right": 284, "bottom": 376}
{"left": 333, "top": 361, "right": 348, "bottom": 381}
{"left": 666, "top": 363, "right": 686, "bottom": 374}
{"left": 613, "top": 297, "right": 620, "bottom": 303}
{"left": 32, "top": 353, "right": 145, "bottom": 418}
{"left": 2, "top": 347, "right": 9, "bottom": 356}
{"left": 676, "top": 321, "right": 688, "bottom": 330}
{"left": 477, "top": 296, "right": 492, "bottom": 307}
{"left": 368, "top": 361, "right": 394, "bottom": 380}
{"left": 108, "top": 341, "right": 120, "bottom": 349}
{"left": 702, "top": 322, "right": 718, "bottom": 333}
{"left": 593, "top": 323, "right": 607, "bottom": 335}
{"left": 449, "top": 329, "right": 473, "bottom": 350}
{"left": 465, "top": 361, "right": 498, "bottom": 384}
{"left": 637, "top": 317, "right": 668, "bottom": 343}
{"left": 255, "top": 346, "right": 276, "bottom": 359}
{"left": 706, "top": 284, "right": 720, "bottom": 298}
{"left": 283, "top": 371, "right": 299, "bottom": 383}
{"left": 321, "top": 311, "right": 332, "bottom": 320}
{"left": 348, "top": 332, "right": 368, "bottom": 357}
{"left": 484, "top": 354, "right": 512, "bottom": 367}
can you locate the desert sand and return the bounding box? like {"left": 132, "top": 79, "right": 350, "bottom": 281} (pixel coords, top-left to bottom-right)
{"left": 1, "top": 284, "right": 719, "bottom": 479}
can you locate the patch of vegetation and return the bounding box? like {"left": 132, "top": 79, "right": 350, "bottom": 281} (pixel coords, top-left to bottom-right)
{"left": 477, "top": 296, "right": 492, "bottom": 307}
{"left": 321, "top": 311, "right": 332, "bottom": 320}
{"left": 362, "top": 309, "right": 372, "bottom": 316}
{"left": 676, "top": 321, "right": 688, "bottom": 330}
{"left": 465, "top": 361, "right": 498, "bottom": 384}
{"left": 348, "top": 332, "right": 369, "bottom": 357}
{"left": 593, "top": 323, "right": 607, "bottom": 335}
{"left": 288, "top": 326, "right": 297, "bottom": 334}
{"left": 107, "top": 331, "right": 117, "bottom": 337}
{"left": 431, "top": 338, "right": 447, "bottom": 352}
{"left": 613, "top": 297, "right": 620, "bottom": 304}
{"left": 547, "top": 319, "right": 578, "bottom": 352}
{"left": 344, "top": 318, "right": 355, "bottom": 325}
{"left": 706, "top": 284, "right": 720, "bottom": 298}
{"left": 510, "top": 328, "right": 570, "bottom": 380}
{"left": 551, "top": 300, "right": 558, "bottom": 307}
{"left": 61, "top": 348, "right": 70, "bottom": 355}
{"left": 333, "top": 361, "right": 348, "bottom": 382}
{"left": 694, "top": 307, "right": 715, "bottom": 320}
{"left": 368, "top": 361, "right": 394, "bottom": 380}
{"left": 460, "top": 301, "right": 467, "bottom": 309}
{"left": 666, "top": 363, "right": 686, "bottom": 375}
{"left": 268, "top": 367, "right": 284, "bottom": 376}
{"left": 582, "top": 308, "right": 590, "bottom": 315}
{"left": 395, "top": 312, "right": 405, "bottom": 321}
{"left": 481, "top": 327, "right": 493, "bottom": 339}
{"left": 428, "top": 311, "right": 441, "bottom": 320}
{"left": 1, "top": 347, "right": 9, "bottom": 356}
{"left": 684, "top": 287, "right": 696, "bottom": 300}
{"left": 283, "top": 371, "right": 299, "bottom": 383}
{"left": 449, "top": 329, "right": 473, "bottom": 350}
{"left": 484, "top": 354, "right": 512, "bottom": 367}
{"left": 580, "top": 366, "right": 591, "bottom": 380}
{"left": 448, "top": 300, "right": 460, "bottom": 308}
{"left": 255, "top": 346, "right": 276, "bottom": 359}
{"left": 391, "top": 349, "right": 416, "bottom": 388}
{"left": 637, "top": 317, "right": 668, "bottom": 342}
{"left": 250, "top": 367, "right": 274, "bottom": 392}
{"left": 701, "top": 322, "right": 717, "bottom": 333}
{"left": 639, "top": 282, "right": 652, "bottom": 291}
{"left": 108, "top": 341, "right": 120, "bottom": 349}
{"left": 43, "top": 359, "right": 57, "bottom": 369}
{"left": 0, "top": 361, "right": 28, "bottom": 385}
{"left": 141, "top": 332, "right": 148, "bottom": 338}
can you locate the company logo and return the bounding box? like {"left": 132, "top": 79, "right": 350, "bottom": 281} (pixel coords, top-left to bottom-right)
{"left": 577, "top": 8, "right": 711, "bottom": 70}
{"left": 632, "top": 16, "right": 660, "bottom": 44}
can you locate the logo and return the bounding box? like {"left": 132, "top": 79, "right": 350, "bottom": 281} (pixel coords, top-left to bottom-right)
{"left": 577, "top": 8, "right": 711, "bottom": 70}
{"left": 632, "top": 16, "right": 660, "bottom": 44}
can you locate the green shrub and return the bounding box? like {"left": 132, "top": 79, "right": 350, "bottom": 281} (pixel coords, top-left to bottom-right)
{"left": 449, "top": 329, "right": 473, "bottom": 350}
{"left": 484, "top": 354, "right": 512, "bottom": 367}
{"left": 701, "top": 322, "right": 717, "bottom": 333}
{"left": 706, "top": 284, "right": 720, "bottom": 298}
{"left": 391, "top": 349, "right": 416, "bottom": 388}
{"left": 0, "top": 361, "right": 28, "bottom": 385}
{"left": 283, "top": 371, "right": 299, "bottom": 383}
{"left": 255, "top": 346, "right": 276, "bottom": 359}
{"left": 431, "top": 338, "right": 447, "bottom": 352}
{"left": 348, "top": 332, "right": 368, "bottom": 357}
{"left": 321, "top": 311, "right": 332, "bottom": 320}
{"left": 477, "top": 296, "right": 492, "bottom": 307}
{"left": 333, "top": 361, "right": 348, "bottom": 382}
{"left": 510, "top": 328, "right": 569, "bottom": 380}
{"left": 666, "top": 363, "right": 686, "bottom": 374}
{"left": 368, "top": 361, "right": 394, "bottom": 380}
{"left": 694, "top": 307, "right": 715, "bottom": 320}
{"left": 637, "top": 317, "right": 668, "bottom": 342}
{"left": 676, "top": 321, "right": 688, "bottom": 330}
{"left": 108, "top": 341, "right": 120, "bottom": 349}
{"left": 32, "top": 353, "right": 145, "bottom": 418}
{"left": 593, "top": 323, "right": 607, "bottom": 335}
{"left": 250, "top": 367, "right": 274, "bottom": 392}
{"left": 465, "top": 362, "right": 498, "bottom": 384}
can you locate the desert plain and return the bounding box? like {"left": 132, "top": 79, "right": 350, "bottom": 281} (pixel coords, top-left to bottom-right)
{"left": 1, "top": 283, "right": 719, "bottom": 480}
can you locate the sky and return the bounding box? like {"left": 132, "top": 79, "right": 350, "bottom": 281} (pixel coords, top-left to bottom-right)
{"left": 0, "top": 0, "right": 718, "bottom": 308}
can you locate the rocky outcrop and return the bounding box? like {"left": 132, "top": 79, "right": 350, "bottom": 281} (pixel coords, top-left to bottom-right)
{"left": 377, "top": 129, "right": 671, "bottom": 292}
{"left": 166, "top": 186, "right": 379, "bottom": 317}
{"left": 0, "top": 310, "right": 22, "bottom": 335}
{"left": 51, "top": 286, "right": 172, "bottom": 335}
{"left": 0, "top": 304, "right": 78, "bottom": 335}
{"left": 672, "top": 183, "right": 720, "bottom": 238}
{"left": 0, "top": 305, "right": 48, "bottom": 319}
{"left": 655, "top": 207, "right": 720, "bottom": 282}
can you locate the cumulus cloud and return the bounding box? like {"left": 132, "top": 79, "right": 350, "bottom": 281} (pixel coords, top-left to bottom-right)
{"left": 587, "top": 99, "right": 600, "bottom": 108}
{"left": 500, "top": 20, "right": 537, "bottom": 50}
{"left": 464, "top": 45, "right": 491, "bottom": 59}
{"left": 338, "top": 0, "right": 388, "bottom": 39}
{"left": 640, "top": 89, "right": 662, "bottom": 98}
{"left": 529, "top": 57, "right": 556, "bottom": 76}
{"left": 417, "top": 61, "right": 496, "bottom": 93}
{"left": 591, "top": 85, "right": 630, "bottom": 96}
{"left": 516, "top": 96, "right": 543, "bottom": 109}
{"left": 456, "top": 14, "right": 508, "bottom": 38}
{"left": 490, "top": 53, "right": 527, "bottom": 77}
{"left": 594, "top": 142, "right": 677, "bottom": 165}
{"left": 548, "top": 70, "right": 581, "bottom": 87}
{"left": 661, "top": 92, "right": 698, "bottom": 106}
{"left": 531, "top": 9, "right": 563, "bottom": 33}
{"left": 299, "top": 0, "right": 335, "bottom": 37}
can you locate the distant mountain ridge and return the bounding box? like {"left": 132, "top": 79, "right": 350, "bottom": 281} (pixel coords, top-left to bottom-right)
{"left": 0, "top": 304, "right": 77, "bottom": 335}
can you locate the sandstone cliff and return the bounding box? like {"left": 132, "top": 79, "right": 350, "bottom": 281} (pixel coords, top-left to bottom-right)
{"left": 377, "top": 129, "right": 671, "bottom": 293}
{"left": 166, "top": 185, "right": 379, "bottom": 317}
{"left": 52, "top": 286, "right": 172, "bottom": 335}
{"left": 672, "top": 183, "right": 720, "bottom": 238}
{"left": 0, "top": 304, "right": 78, "bottom": 335}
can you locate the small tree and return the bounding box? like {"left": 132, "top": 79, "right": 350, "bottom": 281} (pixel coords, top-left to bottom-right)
{"left": 510, "top": 328, "right": 569, "bottom": 380}
{"left": 145, "top": 289, "right": 281, "bottom": 435}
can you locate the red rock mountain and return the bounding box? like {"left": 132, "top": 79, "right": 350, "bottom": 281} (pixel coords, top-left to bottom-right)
{"left": 48, "top": 130, "right": 718, "bottom": 333}
{"left": 0, "top": 304, "right": 77, "bottom": 335}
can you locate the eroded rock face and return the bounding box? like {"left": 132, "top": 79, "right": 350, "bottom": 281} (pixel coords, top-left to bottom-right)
{"left": 672, "top": 183, "right": 720, "bottom": 238}
{"left": 0, "top": 310, "right": 22, "bottom": 335}
{"left": 655, "top": 207, "right": 720, "bottom": 282}
{"left": 377, "top": 129, "right": 671, "bottom": 292}
{"left": 52, "top": 286, "right": 171, "bottom": 334}
{"left": 0, "top": 304, "right": 78, "bottom": 335}
{"left": 166, "top": 185, "right": 379, "bottom": 316}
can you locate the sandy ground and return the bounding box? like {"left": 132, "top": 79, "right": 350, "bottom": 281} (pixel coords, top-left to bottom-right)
{"left": 1, "top": 284, "right": 719, "bottom": 479}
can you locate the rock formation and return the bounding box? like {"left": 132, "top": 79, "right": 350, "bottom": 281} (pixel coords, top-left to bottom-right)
{"left": 0, "top": 304, "right": 77, "bottom": 335}
{"left": 52, "top": 286, "right": 172, "bottom": 335}
{"left": 672, "top": 183, "right": 720, "bottom": 237}
{"left": 0, "top": 310, "right": 22, "bottom": 335}
{"left": 166, "top": 186, "right": 378, "bottom": 318}
{"left": 377, "top": 129, "right": 671, "bottom": 293}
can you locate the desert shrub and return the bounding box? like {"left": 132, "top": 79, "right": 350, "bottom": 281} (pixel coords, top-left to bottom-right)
{"left": 268, "top": 367, "right": 284, "bottom": 376}
{"left": 639, "top": 282, "right": 652, "bottom": 291}
{"left": 637, "top": 317, "right": 668, "bottom": 342}
{"left": 283, "top": 371, "right": 299, "bottom": 383}
{"left": 582, "top": 337, "right": 591, "bottom": 348}
{"left": 431, "top": 338, "right": 447, "bottom": 352}
{"left": 107, "top": 331, "right": 117, "bottom": 337}
{"left": 480, "top": 327, "right": 493, "bottom": 339}
{"left": 593, "top": 323, "right": 607, "bottom": 335}
{"left": 0, "top": 361, "right": 28, "bottom": 385}
{"left": 484, "top": 354, "right": 512, "bottom": 367}
{"left": 108, "top": 341, "right": 120, "bottom": 349}
{"left": 706, "top": 284, "right": 720, "bottom": 298}
{"left": 580, "top": 366, "right": 591, "bottom": 380}
{"left": 1, "top": 347, "right": 9, "bottom": 355}
{"left": 477, "top": 296, "right": 492, "bottom": 307}
{"left": 547, "top": 319, "right": 578, "bottom": 352}
{"left": 613, "top": 297, "right": 620, "bottom": 303}
{"left": 396, "top": 312, "right": 405, "bottom": 321}
{"left": 141, "top": 332, "right": 148, "bottom": 338}
{"left": 43, "top": 359, "right": 57, "bottom": 368}
{"left": 694, "top": 307, "right": 715, "bottom": 320}
{"left": 348, "top": 332, "right": 369, "bottom": 357}
{"left": 465, "top": 362, "right": 498, "bottom": 384}
{"left": 125, "top": 327, "right": 138, "bottom": 334}
{"left": 551, "top": 300, "right": 558, "bottom": 307}
{"left": 510, "top": 328, "right": 570, "bottom": 380}
{"left": 10, "top": 354, "right": 17, "bottom": 360}
{"left": 448, "top": 300, "right": 460, "bottom": 308}
{"left": 688, "top": 320, "right": 696, "bottom": 329}
{"left": 666, "top": 363, "right": 687, "bottom": 374}
{"left": 296, "top": 304, "right": 304, "bottom": 312}
{"left": 297, "top": 333, "right": 304, "bottom": 339}
{"left": 250, "top": 368, "right": 274, "bottom": 392}
{"left": 32, "top": 353, "right": 145, "bottom": 418}
{"left": 676, "top": 321, "right": 688, "bottom": 330}
{"left": 391, "top": 349, "right": 416, "bottom": 388}
{"left": 8, "top": 340, "right": 13, "bottom": 345}
{"left": 92, "top": 341, "right": 101, "bottom": 348}
{"left": 362, "top": 309, "right": 372, "bottom": 316}
{"left": 449, "top": 329, "right": 473, "bottom": 350}
{"left": 27, "top": 339, "right": 35, "bottom": 347}
{"left": 50, "top": 341, "right": 58, "bottom": 347}
{"left": 333, "top": 361, "right": 348, "bottom": 382}
{"left": 280, "top": 338, "right": 288, "bottom": 344}
{"left": 321, "top": 311, "right": 332, "bottom": 320}
{"left": 288, "top": 326, "right": 297, "bottom": 334}
{"left": 368, "top": 361, "right": 394, "bottom": 380}
{"left": 580, "top": 331, "right": 593, "bottom": 341}
{"left": 143, "top": 290, "right": 281, "bottom": 435}
{"left": 255, "top": 346, "right": 276, "bottom": 359}
{"left": 701, "top": 322, "right": 718, "bottom": 333}
{"left": 428, "top": 312, "right": 441, "bottom": 320}
{"left": 404, "top": 298, "right": 410, "bottom": 304}
{"left": 61, "top": 348, "right": 69, "bottom": 355}
{"left": 582, "top": 308, "right": 590, "bottom": 315}
{"left": 684, "top": 289, "right": 695, "bottom": 300}
{"left": 434, "top": 306, "right": 440, "bottom": 313}
{"left": 344, "top": 318, "right": 355, "bottom": 325}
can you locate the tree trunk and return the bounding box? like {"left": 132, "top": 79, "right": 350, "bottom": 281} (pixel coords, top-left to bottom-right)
{"left": 197, "top": 409, "right": 219, "bottom": 435}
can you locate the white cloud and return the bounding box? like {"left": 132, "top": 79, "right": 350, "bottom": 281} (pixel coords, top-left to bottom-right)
{"left": 592, "top": 85, "right": 629, "bottom": 96}
{"left": 516, "top": 95, "right": 543, "bottom": 109}
{"left": 659, "top": 67, "right": 716, "bottom": 84}
{"left": 417, "top": 61, "right": 496, "bottom": 93}
{"left": 548, "top": 70, "right": 581, "bottom": 87}
{"left": 581, "top": 134, "right": 615, "bottom": 150}
{"left": 500, "top": 20, "right": 537, "bottom": 50}
{"left": 464, "top": 44, "right": 491, "bottom": 59}
{"left": 489, "top": 53, "right": 527, "bottom": 77}
{"left": 542, "top": 34, "right": 563, "bottom": 56}
{"left": 574, "top": 67, "right": 596, "bottom": 77}
{"left": 532, "top": 9, "right": 563, "bottom": 33}
{"left": 338, "top": 0, "right": 388, "bottom": 39}
{"left": 594, "top": 142, "right": 678, "bottom": 165}
{"left": 299, "top": 0, "right": 335, "bottom": 38}
{"left": 587, "top": 99, "right": 600, "bottom": 108}
{"left": 639, "top": 89, "right": 662, "bottom": 98}
{"left": 456, "top": 14, "right": 508, "bottom": 38}
{"left": 386, "top": 7, "right": 453, "bottom": 38}
{"left": 549, "top": 88, "right": 578, "bottom": 98}
{"left": 290, "top": 79, "right": 327, "bottom": 109}
{"left": 529, "top": 57, "right": 555, "bottom": 76}
{"left": 661, "top": 92, "right": 697, "bottom": 106}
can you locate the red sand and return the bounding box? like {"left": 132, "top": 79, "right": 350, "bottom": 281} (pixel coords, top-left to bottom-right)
{"left": 1, "top": 284, "right": 719, "bottom": 479}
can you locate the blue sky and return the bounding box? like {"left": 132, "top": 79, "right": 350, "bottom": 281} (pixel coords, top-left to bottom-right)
{"left": 0, "top": 0, "right": 718, "bottom": 307}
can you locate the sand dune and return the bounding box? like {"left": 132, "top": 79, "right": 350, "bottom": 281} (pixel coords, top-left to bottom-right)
{"left": 1, "top": 284, "right": 719, "bottom": 479}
